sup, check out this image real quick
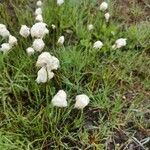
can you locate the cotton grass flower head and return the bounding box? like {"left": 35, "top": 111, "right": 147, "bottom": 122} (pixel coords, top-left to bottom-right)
{"left": 32, "top": 39, "right": 45, "bottom": 52}
{"left": 100, "top": 2, "right": 108, "bottom": 11}
{"left": 36, "top": 52, "right": 60, "bottom": 71}
{"left": 51, "top": 24, "right": 56, "bottom": 29}
{"left": 50, "top": 56, "right": 60, "bottom": 70}
{"left": 19, "top": 25, "right": 30, "bottom": 38}
{"left": 8, "top": 35, "right": 17, "bottom": 46}
{"left": 93, "top": 41, "right": 103, "bottom": 49}
{"left": 57, "top": 0, "right": 64, "bottom": 6}
{"left": 87, "top": 24, "right": 94, "bottom": 31}
{"left": 74, "top": 94, "right": 90, "bottom": 109}
{"left": 36, "top": 66, "right": 54, "bottom": 83}
{"left": 35, "top": 14, "right": 43, "bottom": 22}
{"left": 31, "top": 22, "right": 49, "bottom": 38}
{"left": 26, "top": 47, "right": 35, "bottom": 56}
{"left": 112, "top": 38, "right": 127, "bottom": 49}
{"left": 36, "top": 66, "right": 47, "bottom": 83}
{"left": 36, "top": 0, "right": 43, "bottom": 7}
{"left": 104, "top": 12, "right": 110, "bottom": 22}
{"left": 52, "top": 90, "right": 67, "bottom": 107}
{"left": 0, "top": 43, "right": 12, "bottom": 53}
{"left": 57, "top": 36, "right": 64, "bottom": 45}
{"left": 35, "top": 8, "right": 42, "bottom": 16}
{"left": 0, "top": 25, "right": 10, "bottom": 38}
{"left": 0, "top": 24, "right": 6, "bottom": 29}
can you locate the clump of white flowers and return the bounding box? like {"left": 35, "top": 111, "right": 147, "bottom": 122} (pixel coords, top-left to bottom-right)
{"left": 87, "top": 24, "right": 94, "bottom": 31}
{"left": 57, "top": 0, "right": 64, "bottom": 6}
{"left": 26, "top": 47, "right": 35, "bottom": 56}
{"left": 100, "top": 2, "right": 108, "bottom": 11}
{"left": 52, "top": 90, "right": 67, "bottom": 107}
{"left": 57, "top": 36, "right": 65, "bottom": 45}
{"left": 104, "top": 12, "right": 110, "bottom": 22}
{"left": 0, "top": 24, "right": 17, "bottom": 53}
{"left": 32, "top": 39, "right": 45, "bottom": 52}
{"left": 93, "top": 41, "right": 103, "bottom": 49}
{"left": 74, "top": 94, "right": 90, "bottom": 109}
{"left": 31, "top": 22, "right": 49, "bottom": 38}
{"left": 0, "top": 24, "right": 10, "bottom": 38}
{"left": 19, "top": 25, "right": 30, "bottom": 38}
{"left": 112, "top": 38, "right": 127, "bottom": 49}
{"left": 36, "top": 52, "right": 60, "bottom": 83}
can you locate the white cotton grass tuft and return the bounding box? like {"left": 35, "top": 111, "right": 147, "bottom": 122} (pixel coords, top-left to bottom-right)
{"left": 0, "top": 43, "right": 12, "bottom": 53}
{"left": 57, "top": 0, "right": 64, "bottom": 6}
{"left": 26, "top": 47, "right": 35, "bottom": 56}
{"left": 0, "top": 24, "right": 10, "bottom": 38}
{"left": 36, "top": 66, "right": 47, "bottom": 83}
{"left": 112, "top": 38, "right": 127, "bottom": 49}
{"left": 104, "top": 13, "right": 110, "bottom": 22}
{"left": 100, "top": 2, "right": 108, "bottom": 11}
{"left": 74, "top": 94, "right": 90, "bottom": 109}
{"left": 19, "top": 25, "right": 30, "bottom": 38}
{"left": 36, "top": 0, "right": 43, "bottom": 7}
{"left": 52, "top": 90, "right": 67, "bottom": 107}
{"left": 57, "top": 36, "right": 65, "bottom": 45}
{"left": 93, "top": 41, "right": 103, "bottom": 49}
{"left": 35, "top": 14, "right": 43, "bottom": 22}
{"left": 32, "top": 39, "right": 45, "bottom": 52}
{"left": 87, "top": 24, "right": 94, "bottom": 31}
{"left": 35, "top": 8, "right": 42, "bottom": 16}
{"left": 8, "top": 35, "right": 17, "bottom": 46}
{"left": 36, "top": 52, "right": 60, "bottom": 71}
{"left": 31, "top": 22, "right": 49, "bottom": 38}
{"left": 36, "top": 66, "right": 54, "bottom": 84}
{"left": 0, "top": 24, "right": 6, "bottom": 29}
{"left": 51, "top": 24, "right": 56, "bottom": 29}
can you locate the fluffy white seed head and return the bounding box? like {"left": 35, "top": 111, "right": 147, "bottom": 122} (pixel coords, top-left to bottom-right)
{"left": 36, "top": 0, "right": 43, "bottom": 7}
{"left": 19, "top": 25, "right": 30, "bottom": 38}
{"left": 31, "top": 22, "right": 48, "bottom": 38}
{"left": 57, "top": 36, "right": 65, "bottom": 45}
{"left": 35, "top": 8, "right": 42, "bottom": 16}
{"left": 113, "top": 38, "right": 127, "bottom": 49}
{"left": 104, "top": 13, "right": 110, "bottom": 22}
{"left": 0, "top": 24, "right": 6, "bottom": 29}
{"left": 74, "top": 94, "right": 90, "bottom": 109}
{"left": 100, "top": 2, "right": 108, "bottom": 11}
{"left": 36, "top": 52, "right": 52, "bottom": 68}
{"left": 0, "top": 27, "right": 10, "bottom": 38}
{"left": 51, "top": 24, "right": 56, "bottom": 29}
{"left": 35, "top": 14, "right": 43, "bottom": 22}
{"left": 87, "top": 24, "right": 94, "bottom": 31}
{"left": 8, "top": 35, "right": 17, "bottom": 46}
{"left": 57, "top": 0, "right": 64, "bottom": 5}
{"left": 36, "top": 67, "right": 54, "bottom": 84}
{"left": 26, "top": 47, "right": 35, "bottom": 56}
{"left": 52, "top": 90, "right": 67, "bottom": 107}
{"left": 50, "top": 56, "right": 60, "bottom": 70}
{"left": 36, "top": 67, "right": 47, "bottom": 83}
{"left": 36, "top": 52, "right": 60, "bottom": 70}
{"left": 0, "top": 43, "right": 12, "bottom": 53}
{"left": 32, "top": 39, "right": 45, "bottom": 52}
{"left": 47, "top": 70, "right": 54, "bottom": 80}
{"left": 93, "top": 41, "right": 103, "bottom": 49}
